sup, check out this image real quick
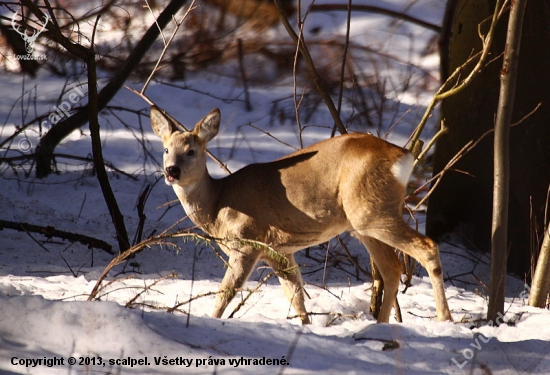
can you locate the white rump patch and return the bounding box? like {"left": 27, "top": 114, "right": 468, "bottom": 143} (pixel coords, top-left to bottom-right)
{"left": 391, "top": 152, "right": 414, "bottom": 187}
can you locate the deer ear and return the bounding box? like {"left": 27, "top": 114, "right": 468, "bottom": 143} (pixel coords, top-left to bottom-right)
{"left": 193, "top": 108, "right": 220, "bottom": 143}
{"left": 150, "top": 106, "right": 177, "bottom": 142}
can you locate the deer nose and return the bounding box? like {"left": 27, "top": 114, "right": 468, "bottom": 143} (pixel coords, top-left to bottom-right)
{"left": 165, "top": 166, "right": 181, "bottom": 181}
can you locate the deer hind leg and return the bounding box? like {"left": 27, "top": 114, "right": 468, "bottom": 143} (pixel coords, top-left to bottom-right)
{"left": 356, "top": 235, "right": 402, "bottom": 323}
{"left": 213, "top": 247, "right": 260, "bottom": 319}
{"left": 366, "top": 220, "right": 453, "bottom": 322}
{"left": 263, "top": 253, "right": 310, "bottom": 325}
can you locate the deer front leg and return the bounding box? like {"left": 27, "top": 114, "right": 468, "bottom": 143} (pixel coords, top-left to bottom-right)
{"left": 264, "top": 253, "right": 310, "bottom": 325}
{"left": 213, "top": 248, "right": 260, "bottom": 319}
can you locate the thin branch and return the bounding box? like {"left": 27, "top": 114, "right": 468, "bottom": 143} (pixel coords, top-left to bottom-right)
{"left": 293, "top": 18, "right": 305, "bottom": 149}
{"left": 331, "top": 0, "right": 352, "bottom": 138}
{"left": 274, "top": 0, "right": 347, "bottom": 135}
{"left": 408, "top": 0, "right": 508, "bottom": 153}
{"left": 141, "top": 0, "right": 198, "bottom": 94}
{"left": 413, "top": 120, "right": 448, "bottom": 168}
{"left": 228, "top": 272, "right": 275, "bottom": 318}
{"left": 310, "top": 3, "right": 441, "bottom": 33}
{"left": 143, "top": 0, "right": 167, "bottom": 46}
{"left": 245, "top": 122, "right": 298, "bottom": 151}
{"left": 336, "top": 235, "right": 372, "bottom": 279}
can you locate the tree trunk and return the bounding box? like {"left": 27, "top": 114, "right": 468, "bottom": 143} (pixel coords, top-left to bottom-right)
{"left": 427, "top": 0, "right": 550, "bottom": 279}
{"left": 487, "top": 0, "right": 527, "bottom": 323}
{"left": 528, "top": 224, "right": 550, "bottom": 308}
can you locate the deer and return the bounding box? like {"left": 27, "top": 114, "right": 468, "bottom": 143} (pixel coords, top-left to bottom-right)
{"left": 150, "top": 106, "right": 453, "bottom": 325}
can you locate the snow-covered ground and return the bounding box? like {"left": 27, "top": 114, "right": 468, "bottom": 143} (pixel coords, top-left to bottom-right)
{"left": 1, "top": 1, "right": 549, "bottom": 374}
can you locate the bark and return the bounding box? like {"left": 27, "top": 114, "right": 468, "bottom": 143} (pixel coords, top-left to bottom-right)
{"left": 528, "top": 224, "right": 550, "bottom": 308}
{"left": 487, "top": 0, "right": 528, "bottom": 323}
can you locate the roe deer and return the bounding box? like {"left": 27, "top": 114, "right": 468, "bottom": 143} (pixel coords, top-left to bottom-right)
{"left": 150, "top": 106, "right": 453, "bottom": 324}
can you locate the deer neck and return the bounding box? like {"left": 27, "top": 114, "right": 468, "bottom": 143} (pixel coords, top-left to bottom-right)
{"left": 172, "top": 171, "right": 220, "bottom": 230}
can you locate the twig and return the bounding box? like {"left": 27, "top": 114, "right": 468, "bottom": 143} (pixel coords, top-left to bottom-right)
{"left": 336, "top": 235, "right": 372, "bottom": 279}
{"left": 237, "top": 39, "right": 252, "bottom": 112}
{"left": 274, "top": 0, "right": 347, "bottom": 135}
{"left": 245, "top": 122, "right": 298, "bottom": 151}
{"left": 53, "top": 154, "right": 139, "bottom": 180}
{"left": 141, "top": 0, "right": 198, "bottom": 95}
{"left": 310, "top": 4, "right": 441, "bottom": 33}
{"left": 59, "top": 251, "right": 77, "bottom": 277}
{"left": 286, "top": 311, "right": 362, "bottom": 321}
{"left": 186, "top": 247, "right": 197, "bottom": 327}
{"left": 143, "top": 0, "right": 167, "bottom": 46}
{"left": 412, "top": 102, "right": 540, "bottom": 211}
{"left": 292, "top": 19, "right": 306, "bottom": 149}
{"left": 87, "top": 231, "right": 283, "bottom": 300}
{"left": 125, "top": 273, "right": 177, "bottom": 308}
{"left": 331, "top": 0, "right": 352, "bottom": 138}
{"left": 228, "top": 272, "right": 274, "bottom": 319}
{"left": 413, "top": 120, "right": 448, "bottom": 168}
{"left": 167, "top": 290, "right": 223, "bottom": 313}
{"left": 134, "top": 184, "right": 152, "bottom": 245}
{"left": 408, "top": 0, "right": 508, "bottom": 153}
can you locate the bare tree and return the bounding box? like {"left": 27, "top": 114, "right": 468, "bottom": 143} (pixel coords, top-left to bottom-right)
{"left": 487, "top": 0, "right": 528, "bottom": 322}
{"left": 528, "top": 224, "right": 550, "bottom": 308}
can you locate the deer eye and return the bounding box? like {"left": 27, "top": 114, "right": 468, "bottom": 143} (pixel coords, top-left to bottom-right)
{"left": 186, "top": 149, "right": 195, "bottom": 157}
{"left": 164, "top": 148, "right": 168, "bottom": 154}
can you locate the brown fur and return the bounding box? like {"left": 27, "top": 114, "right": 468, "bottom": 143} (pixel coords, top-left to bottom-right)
{"left": 151, "top": 107, "right": 452, "bottom": 324}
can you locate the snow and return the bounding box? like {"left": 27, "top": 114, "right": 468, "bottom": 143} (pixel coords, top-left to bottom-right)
{"left": 1, "top": 1, "right": 549, "bottom": 374}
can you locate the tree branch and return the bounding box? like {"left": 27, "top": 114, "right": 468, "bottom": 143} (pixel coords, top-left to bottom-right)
{"left": 273, "top": 0, "right": 347, "bottom": 135}
{"left": 310, "top": 3, "right": 441, "bottom": 33}
{"left": 32, "top": 0, "right": 188, "bottom": 178}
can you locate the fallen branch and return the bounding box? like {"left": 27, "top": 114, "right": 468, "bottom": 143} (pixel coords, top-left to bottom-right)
{"left": 0, "top": 219, "right": 114, "bottom": 254}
